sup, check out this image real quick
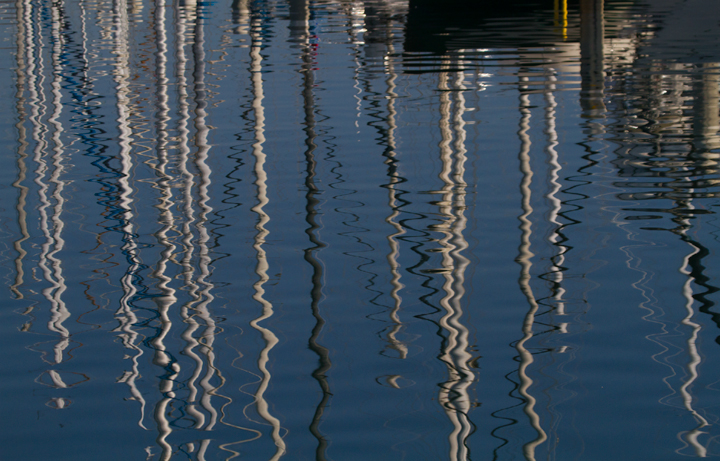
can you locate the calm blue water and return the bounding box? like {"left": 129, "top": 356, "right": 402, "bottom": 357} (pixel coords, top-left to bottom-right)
{"left": 2, "top": 0, "right": 720, "bottom": 459}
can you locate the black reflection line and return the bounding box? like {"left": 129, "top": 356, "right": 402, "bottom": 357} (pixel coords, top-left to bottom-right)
{"left": 358, "top": 50, "right": 410, "bottom": 361}
{"left": 680, "top": 235, "right": 720, "bottom": 344}
{"left": 491, "top": 76, "right": 549, "bottom": 460}
{"left": 675, "top": 232, "right": 710, "bottom": 457}
{"left": 288, "top": 0, "right": 333, "bottom": 458}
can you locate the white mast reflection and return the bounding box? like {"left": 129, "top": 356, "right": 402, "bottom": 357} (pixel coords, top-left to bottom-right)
{"left": 175, "top": 0, "right": 209, "bottom": 432}
{"left": 46, "top": 0, "right": 69, "bottom": 367}
{"left": 148, "top": 0, "right": 179, "bottom": 456}
{"left": 383, "top": 40, "right": 408, "bottom": 363}
{"left": 544, "top": 72, "right": 568, "bottom": 323}
{"left": 26, "top": 0, "right": 71, "bottom": 366}
{"left": 12, "top": 0, "right": 30, "bottom": 301}
{"left": 516, "top": 77, "right": 548, "bottom": 461}
{"left": 190, "top": 0, "right": 222, "bottom": 434}
{"left": 436, "top": 64, "right": 474, "bottom": 460}
{"left": 677, "top": 64, "right": 720, "bottom": 455}
{"left": 677, "top": 234, "right": 709, "bottom": 457}
{"left": 248, "top": 17, "right": 286, "bottom": 459}
{"left": 110, "top": 0, "right": 148, "bottom": 429}
{"left": 17, "top": 0, "right": 72, "bottom": 369}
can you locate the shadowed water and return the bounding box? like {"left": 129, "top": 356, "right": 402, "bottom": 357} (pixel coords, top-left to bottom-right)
{"left": 2, "top": 0, "right": 720, "bottom": 459}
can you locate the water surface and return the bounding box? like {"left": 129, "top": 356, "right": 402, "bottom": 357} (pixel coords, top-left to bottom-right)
{"left": 2, "top": 0, "right": 720, "bottom": 459}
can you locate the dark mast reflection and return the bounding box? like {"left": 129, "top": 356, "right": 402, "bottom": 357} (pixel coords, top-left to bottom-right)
{"left": 579, "top": 0, "right": 604, "bottom": 116}
{"left": 353, "top": 4, "right": 410, "bottom": 376}
{"left": 289, "top": 0, "right": 333, "bottom": 458}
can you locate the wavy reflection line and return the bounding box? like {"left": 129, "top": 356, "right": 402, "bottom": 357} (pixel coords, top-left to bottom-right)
{"left": 46, "top": 0, "right": 70, "bottom": 367}
{"left": 149, "top": 0, "right": 179, "bottom": 455}
{"left": 544, "top": 73, "right": 568, "bottom": 320}
{"left": 26, "top": 0, "right": 71, "bottom": 365}
{"left": 677, "top": 232, "right": 710, "bottom": 457}
{"left": 213, "top": 26, "right": 267, "bottom": 448}
{"left": 190, "top": 0, "right": 224, "bottom": 433}
{"left": 516, "top": 78, "right": 547, "bottom": 461}
{"left": 12, "top": 0, "right": 30, "bottom": 301}
{"left": 435, "top": 66, "right": 474, "bottom": 461}
{"left": 111, "top": 0, "right": 147, "bottom": 428}
{"left": 539, "top": 70, "right": 574, "bottom": 452}
{"left": 175, "top": 0, "right": 206, "bottom": 431}
{"left": 174, "top": 0, "right": 209, "bottom": 432}
{"left": 289, "top": 0, "right": 332, "bottom": 457}
{"left": 248, "top": 20, "right": 286, "bottom": 460}
{"left": 383, "top": 44, "right": 408, "bottom": 361}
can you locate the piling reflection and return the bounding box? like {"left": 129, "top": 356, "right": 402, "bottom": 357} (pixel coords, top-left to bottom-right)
{"left": 7, "top": 0, "right": 720, "bottom": 459}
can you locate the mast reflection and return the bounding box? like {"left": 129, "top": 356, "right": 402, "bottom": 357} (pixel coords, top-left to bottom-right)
{"left": 110, "top": 0, "right": 148, "bottom": 428}
{"left": 382, "top": 39, "right": 409, "bottom": 363}
{"left": 12, "top": 0, "right": 30, "bottom": 301}
{"left": 435, "top": 63, "right": 475, "bottom": 460}
{"left": 515, "top": 77, "right": 548, "bottom": 461}
{"left": 248, "top": 13, "right": 286, "bottom": 459}
{"left": 289, "top": 0, "right": 333, "bottom": 457}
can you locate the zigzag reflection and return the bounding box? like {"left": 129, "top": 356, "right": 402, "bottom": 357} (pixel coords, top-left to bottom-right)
{"left": 12, "top": 0, "right": 30, "bottom": 301}
{"left": 247, "top": 15, "right": 287, "bottom": 459}
{"left": 111, "top": 0, "right": 147, "bottom": 429}
{"left": 434, "top": 64, "right": 475, "bottom": 460}
{"left": 10, "top": 0, "right": 720, "bottom": 459}
{"left": 290, "top": 0, "right": 333, "bottom": 456}
{"left": 10, "top": 0, "right": 275, "bottom": 456}
{"left": 15, "top": 0, "right": 76, "bottom": 404}
{"left": 610, "top": 62, "right": 720, "bottom": 455}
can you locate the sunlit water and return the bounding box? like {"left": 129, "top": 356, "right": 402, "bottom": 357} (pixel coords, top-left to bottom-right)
{"left": 2, "top": 0, "right": 720, "bottom": 459}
